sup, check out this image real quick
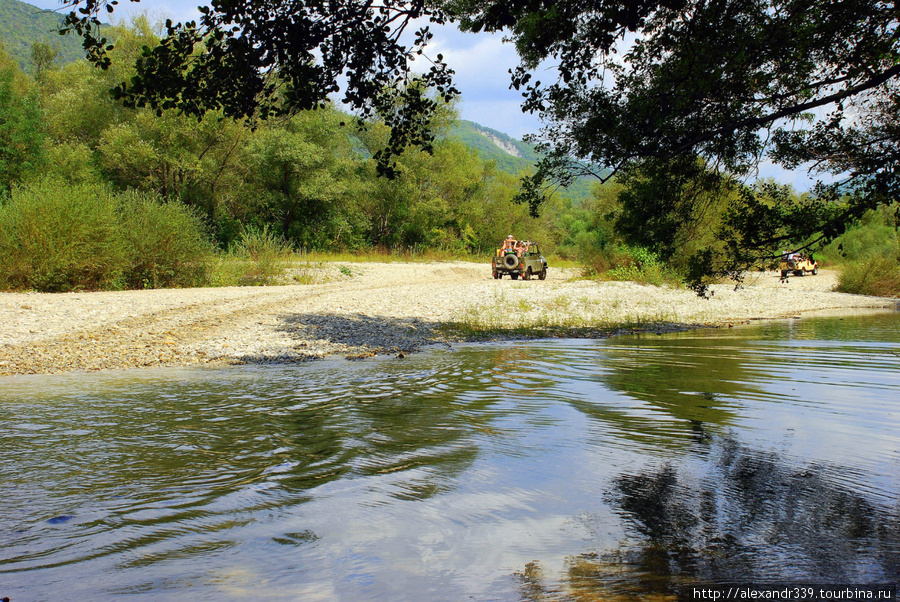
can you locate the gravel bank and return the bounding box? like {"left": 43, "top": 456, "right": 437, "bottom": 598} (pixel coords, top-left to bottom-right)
{"left": 1, "top": 261, "right": 896, "bottom": 376}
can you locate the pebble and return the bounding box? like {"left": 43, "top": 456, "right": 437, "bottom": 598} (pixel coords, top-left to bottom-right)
{"left": 0, "top": 262, "right": 895, "bottom": 376}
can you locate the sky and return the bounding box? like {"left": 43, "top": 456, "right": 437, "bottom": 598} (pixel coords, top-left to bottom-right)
{"left": 27, "top": 0, "right": 817, "bottom": 190}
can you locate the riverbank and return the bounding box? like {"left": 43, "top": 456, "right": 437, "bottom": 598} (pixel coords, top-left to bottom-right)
{"left": 1, "top": 261, "right": 896, "bottom": 376}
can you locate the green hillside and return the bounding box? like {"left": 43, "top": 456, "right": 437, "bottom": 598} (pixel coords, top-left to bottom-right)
{"left": 449, "top": 120, "right": 539, "bottom": 174}
{"left": 0, "top": 0, "right": 89, "bottom": 73}
{"left": 450, "top": 120, "right": 599, "bottom": 204}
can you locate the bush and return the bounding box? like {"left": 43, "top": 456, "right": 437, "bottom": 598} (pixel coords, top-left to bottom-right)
{"left": 231, "top": 225, "right": 293, "bottom": 286}
{"left": 0, "top": 180, "right": 127, "bottom": 291}
{"left": 836, "top": 256, "right": 900, "bottom": 297}
{"left": 819, "top": 205, "right": 899, "bottom": 265}
{"left": 0, "top": 180, "right": 214, "bottom": 292}
{"left": 119, "top": 192, "right": 214, "bottom": 289}
{"left": 581, "top": 244, "right": 680, "bottom": 286}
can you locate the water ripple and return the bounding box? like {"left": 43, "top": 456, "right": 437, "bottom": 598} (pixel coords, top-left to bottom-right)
{"left": 1, "top": 313, "right": 899, "bottom": 598}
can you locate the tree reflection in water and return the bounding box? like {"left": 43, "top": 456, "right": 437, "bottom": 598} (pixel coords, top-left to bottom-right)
{"left": 516, "top": 435, "right": 900, "bottom": 601}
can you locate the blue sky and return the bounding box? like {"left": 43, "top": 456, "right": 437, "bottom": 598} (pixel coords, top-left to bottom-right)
{"left": 28, "top": 0, "right": 817, "bottom": 190}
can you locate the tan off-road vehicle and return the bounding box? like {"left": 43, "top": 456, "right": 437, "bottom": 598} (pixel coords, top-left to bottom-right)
{"left": 492, "top": 237, "right": 548, "bottom": 280}
{"left": 780, "top": 251, "right": 818, "bottom": 278}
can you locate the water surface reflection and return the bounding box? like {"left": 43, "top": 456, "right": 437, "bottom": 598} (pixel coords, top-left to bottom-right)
{"left": 1, "top": 313, "right": 898, "bottom": 599}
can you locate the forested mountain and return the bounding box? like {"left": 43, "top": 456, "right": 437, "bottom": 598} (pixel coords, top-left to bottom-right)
{"left": 449, "top": 121, "right": 541, "bottom": 172}
{"left": 450, "top": 120, "right": 597, "bottom": 203}
{"left": 0, "top": 0, "right": 88, "bottom": 73}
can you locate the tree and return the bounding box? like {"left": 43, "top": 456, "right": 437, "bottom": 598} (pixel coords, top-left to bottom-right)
{"left": 62, "top": 0, "right": 458, "bottom": 177}
{"left": 0, "top": 46, "right": 44, "bottom": 190}
{"left": 239, "top": 112, "right": 366, "bottom": 249}
{"left": 61, "top": 0, "right": 899, "bottom": 281}
{"left": 443, "top": 0, "right": 900, "bottom": 279}
{"left": 614, "top": 157, "right": 736, "bottom": 273}
{"left": 41, "top": 16, "right": 161, "bottom": 146}
{"left": 30, "top": 42, "right": 58, "bottom": 81}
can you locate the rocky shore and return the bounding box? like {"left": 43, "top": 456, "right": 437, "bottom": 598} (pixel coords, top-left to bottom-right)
{"left": 1, "top": 261, "right": 896, "bottom": 376}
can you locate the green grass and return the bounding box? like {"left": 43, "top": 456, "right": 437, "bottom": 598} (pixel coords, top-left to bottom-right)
{"left": 439, "top": 291, "right": 680, "bottom": 339}
{"left": 302, "top": 247, "right": 475, "bottom": 263}
{"left": 229, "top": 225, "right": 293, "bottom": 286}
{"left": 301, "top": 248, "right": 579, "bottom": 270}
{"left": 546, "top": 254, "right": 579, "bottom": 269}
{"left": 440, "top": 314, "right": 680, "bottom": 340}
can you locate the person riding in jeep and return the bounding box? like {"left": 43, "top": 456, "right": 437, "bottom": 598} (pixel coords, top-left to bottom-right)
{"left": 492, "top": 236, "right": 548, "bottom": 280}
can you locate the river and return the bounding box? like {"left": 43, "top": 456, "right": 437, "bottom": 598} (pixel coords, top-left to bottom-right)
{"left": 2, "top": 312, "right": 899, "bottom": 599}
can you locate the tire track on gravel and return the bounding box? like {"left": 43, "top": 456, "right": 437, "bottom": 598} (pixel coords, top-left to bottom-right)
{"left": 0, "top": 267, "right": 461, "bottom": 375}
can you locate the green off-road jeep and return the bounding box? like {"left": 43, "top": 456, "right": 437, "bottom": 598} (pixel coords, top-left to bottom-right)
{"left": 492, "top": 239, "right": 548, "bottom": 280}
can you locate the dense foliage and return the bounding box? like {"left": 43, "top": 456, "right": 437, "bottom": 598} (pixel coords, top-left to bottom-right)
{"left": 0, "top": 46, "right": 44, "bottom": 190}
{"left": 442, "top": 0, "right": 900, "bottom": 284}
{"left": 0, "top": 20, "right": 556, "bottom": 291}
{"left": 825, "top": 205, "right": 900, "bottom": 297}
{"left": 0, "top": 180, "right": 212, "bottom": 291}
{"left": 62, "top": 0, "right": 459, "bottom": 177}
{"left": 4, "top": 2, "right": 898, "bottom": 295}
{"left": 56, "top": 0, "right": 898, "bottom": 287}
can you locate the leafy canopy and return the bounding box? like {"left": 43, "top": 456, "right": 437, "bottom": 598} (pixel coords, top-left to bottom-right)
{"left": 62, "top": 0, "right": 459, "bottom": 177}
{"left": 59, "top": 0, "right": 900, "bottom": 278}
{"left": 444, "top": 0, "right": 900, "bottom": 274}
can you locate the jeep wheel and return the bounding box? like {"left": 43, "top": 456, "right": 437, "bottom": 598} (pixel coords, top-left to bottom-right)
{"left": 511, "top": 273, "right": 519, "bottom": 280}
{"left": 812, "top": 267, "right": 818, "bottom": 275}
{"left": 503, "top": 254, "right": 519, "bottom": 269}
{"left": 493, "top": 270, "right": 500, "bottom": 279}
{"left": 523, "top": 268, "right": 532, "bottom": 280}
{"left": 538, "top": 268, "right": 547, "bottom": 280}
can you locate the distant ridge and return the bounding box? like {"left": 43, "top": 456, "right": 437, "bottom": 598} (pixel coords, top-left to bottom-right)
{"left": 0, "top": 0, "right": 89, "bottom": 72}
{"left": 450, "top": 119, "right": 599, "bottom": 203}
{"left": 449, "top": 120, "right": 540, "bottom": 173}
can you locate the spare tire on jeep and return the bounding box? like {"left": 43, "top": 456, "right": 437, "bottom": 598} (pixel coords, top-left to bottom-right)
{"left": 492, "top": 238, "right": 548, "bottom": 282}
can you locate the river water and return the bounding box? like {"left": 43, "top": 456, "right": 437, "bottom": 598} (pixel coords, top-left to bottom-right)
{"left": 2, "top": 312, "right": 899, "bottom": 600}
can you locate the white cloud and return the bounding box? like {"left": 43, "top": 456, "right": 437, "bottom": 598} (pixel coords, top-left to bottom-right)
{"left": 420, "top": 25, "right": 546, "bottom": 139}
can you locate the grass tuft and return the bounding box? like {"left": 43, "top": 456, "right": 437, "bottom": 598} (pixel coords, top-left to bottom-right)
{"left": 440, "top": 291, "right": 679, "bottom": 339}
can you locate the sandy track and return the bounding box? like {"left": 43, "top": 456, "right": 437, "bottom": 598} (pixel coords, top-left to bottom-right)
{"left": 1, "top": 262, "right": 896, "bottom": 375}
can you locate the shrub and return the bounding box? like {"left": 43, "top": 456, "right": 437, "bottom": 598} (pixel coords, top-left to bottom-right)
{"left": 836, "top": 256, "right": 900, "bottom": 297}
{"left": 118, "top": 192, "right": 213, "bottom": 289}
{"left": 819, "top": 205, "right": 899, "bottom": 265}
{"left": 231, "top": 225, "right": 293, "bottom": 285}
{"left": 0, "top": 180, "right": 214, "bottom": 292}
{"left": 0, "top": 180, "right": 127, "bottom": 291}
{"left": 582, "top": 244, "right": 680, "bottom": 286}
